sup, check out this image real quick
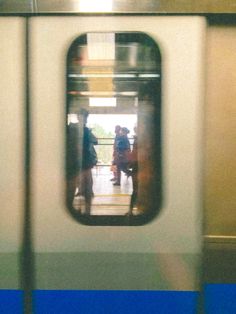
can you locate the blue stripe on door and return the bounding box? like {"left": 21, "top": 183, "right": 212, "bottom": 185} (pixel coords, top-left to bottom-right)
{"left": 1, "top": 285, "right": 236, "bottom": 314}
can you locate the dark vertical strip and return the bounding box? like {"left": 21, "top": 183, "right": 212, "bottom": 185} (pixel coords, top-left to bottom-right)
{"left": 20, "top": 17, "right": 35, "bottom": 314}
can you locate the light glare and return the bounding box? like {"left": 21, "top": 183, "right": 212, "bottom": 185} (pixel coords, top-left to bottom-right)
{"left": 79, "top": 0, "right": 112, "bottom": 12}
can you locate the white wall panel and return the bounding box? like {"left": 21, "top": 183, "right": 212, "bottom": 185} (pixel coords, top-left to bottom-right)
{"left": 0, "top": 17, "right": 25, "bottom": 289}
{"left": 0, "top": 18, "right": 25, "bottom": 253}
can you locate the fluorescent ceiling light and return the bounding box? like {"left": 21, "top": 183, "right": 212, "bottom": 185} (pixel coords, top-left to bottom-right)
{"left": 138, "top": 74, "right": 160, "bottom": 78}
{"left": 89, "top": 98, "right": 117, "bottom": 107}
{"left": 69, "top": 74, "right": 136, "bottom": 78}
{"left": 69, "top": 74, "right": 160, "bottom": 78}
{"left": 80, "top": 91, "right": 115, "bottom": 96}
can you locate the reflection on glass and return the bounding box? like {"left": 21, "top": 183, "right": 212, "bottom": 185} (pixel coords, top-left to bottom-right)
{"left": 66, "top": 32, "right": 161, "bottom": 225}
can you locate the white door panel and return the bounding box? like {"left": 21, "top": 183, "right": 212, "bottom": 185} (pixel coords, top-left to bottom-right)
{"left": 31, "top": 16, "right": 205, "bottom": 291}
{"left": 31, "top": 16, "right": 205, "bottom": 254}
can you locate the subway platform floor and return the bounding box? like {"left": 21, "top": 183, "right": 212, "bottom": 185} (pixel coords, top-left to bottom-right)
{"left": 73, "top": 166, "right": 135, "bottom": 215}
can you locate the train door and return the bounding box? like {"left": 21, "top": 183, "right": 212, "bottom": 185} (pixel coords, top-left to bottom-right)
{"left": 8, "top": 16, "right": 205, "bottom": 293}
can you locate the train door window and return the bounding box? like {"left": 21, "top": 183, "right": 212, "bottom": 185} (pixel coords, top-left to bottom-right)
{"left": 66, "top": 32, "right": 161, "bottom": 225}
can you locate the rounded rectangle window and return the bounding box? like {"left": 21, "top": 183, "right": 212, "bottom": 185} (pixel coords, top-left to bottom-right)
{"left": 66, "top": 32, "right": 161, "bottom": 225}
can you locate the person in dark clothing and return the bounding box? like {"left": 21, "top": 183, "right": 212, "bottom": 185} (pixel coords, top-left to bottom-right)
{"left": 66, "top": 121, "right": 80, "bottom": 208}
{"left": 127, "top": 125, "right": 138, "bottom": 215}
{"left": 113, "top": 127, "right": 131, "bottom": 186}
{"left": 79, "top": 110, "right": 98, "bottom": 214}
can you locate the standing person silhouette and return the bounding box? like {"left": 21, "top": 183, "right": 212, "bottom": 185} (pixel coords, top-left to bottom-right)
{"left": 113, "top": 127, "right": 131, "bottom": 186}
{"left": 66, "top": 119, "right": 80, "bottom": 209}
{"left": 111, "top": 125, "right": 121, "bottom": 182}
{"left": 128, "top": 125, "right": 138, "bottom": 215}
{"left": 79, "top": 109, "right": 98, "bottom": 214}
